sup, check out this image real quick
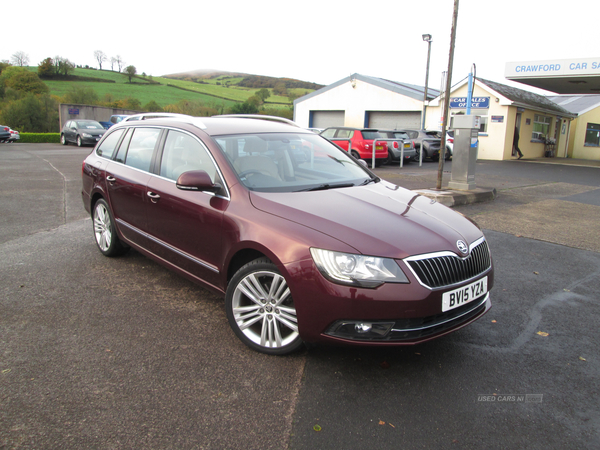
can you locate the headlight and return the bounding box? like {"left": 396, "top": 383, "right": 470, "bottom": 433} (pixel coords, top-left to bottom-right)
{"left": 82, "top": 133, "right": 92, "bottom": 138}
{"left": 310, "top": 248, "right": 409, "bottom": 288}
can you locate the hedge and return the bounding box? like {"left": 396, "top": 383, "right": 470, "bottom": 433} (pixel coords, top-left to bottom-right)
{"left": 18, "top": 133, "right": 61, "bottom": 144}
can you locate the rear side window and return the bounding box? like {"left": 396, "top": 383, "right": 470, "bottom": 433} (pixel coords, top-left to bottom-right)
{"left": 122, "top": 128, "right": 161, "bottom": 172}
{"left": 336, "top": 129, "right": 353, "bottom": 139}
{"left": 96, "top": 128, "right": 125, "bottom": 159}
{"left": 321, "top": 128, "right": 336, "bottom": 138}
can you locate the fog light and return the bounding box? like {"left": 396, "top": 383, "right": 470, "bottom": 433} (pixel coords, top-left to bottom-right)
{"left": 355, "top": 322, "right": 372, "bottom": 333}
{"left": 326, "top": 320, "right": 394, "bottom": 340}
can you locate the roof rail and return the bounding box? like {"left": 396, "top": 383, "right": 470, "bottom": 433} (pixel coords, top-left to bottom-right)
{"left": 213, "top": 114, "right": 300, "bottom": 127}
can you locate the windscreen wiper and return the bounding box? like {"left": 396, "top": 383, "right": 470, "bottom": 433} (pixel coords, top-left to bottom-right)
{"left": 297, "top": 182, "right": 356, "bottom": 192}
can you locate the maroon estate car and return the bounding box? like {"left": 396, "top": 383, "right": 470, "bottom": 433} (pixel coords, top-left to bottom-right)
{"left": 81, "top": 115, "right": 493, "bottom": 355}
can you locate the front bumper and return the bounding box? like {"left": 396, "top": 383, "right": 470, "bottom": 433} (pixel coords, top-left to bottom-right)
{"left": 284, "top": 258, "right": 493, "bottom": 346}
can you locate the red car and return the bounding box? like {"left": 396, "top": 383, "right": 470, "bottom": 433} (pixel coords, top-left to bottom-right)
{"left": 320, "top": 127, "right": 388, "bottom": 165}
{"left": 82, "top": 115, "right": 493, "bottom": 355}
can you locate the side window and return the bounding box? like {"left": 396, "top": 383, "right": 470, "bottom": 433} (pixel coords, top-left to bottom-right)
{"left": 321, "top": 128, "right": 336, "bottom": 138}
{"left": 336, "top": 129, "right": 353, "bottom": 139}
{"left": 123, "top": 128, "right": 161, "bottom": 172}
{"left": 160, "top": 130, "right": 217, "bottom": 182}
{"left": 96, "top": 128, "right": 125, "bottom": 159}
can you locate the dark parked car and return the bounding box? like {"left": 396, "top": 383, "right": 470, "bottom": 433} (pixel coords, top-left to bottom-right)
{"left": 398, "top": 129, "right": 445, "bottom": 161}
{"left": 0, "top": 125, "right": 11, "bottom": 142}
{"left": 378, "top": 130, "right": 417, "bottom": 164}
{"left": 319, "top": 127, "right": 388, "bottom": 165}
{"left": 61, "top": 120, "right": 106, "bottom": 147}
{"left": 82, "top": 115, "right": 493, "bottom": 355}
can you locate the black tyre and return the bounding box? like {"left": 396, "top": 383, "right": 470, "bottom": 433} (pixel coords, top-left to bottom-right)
{"left": 383, "top": 151, "right": 393, "bottom": 165}
{"left": 60, "top": 134, "right": 68, "bottom": 145}
{"left": 351, "top": 150, "right": 361, "bottom": 160}
{"left": 77, "top": 136, "right": 83, "bottom": 147}
{"left": 92, "top": 199, "right": 129, "bottom": 257}
{"left": 226, "top": 257, "right": 303, "bottom": 355}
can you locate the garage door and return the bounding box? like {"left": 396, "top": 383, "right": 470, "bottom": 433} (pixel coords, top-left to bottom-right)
{"left": 310, "top": 111, "right": 345, "bottom": 128}
{"left": 368, "top": 111, "right": 422, "bottom": 129}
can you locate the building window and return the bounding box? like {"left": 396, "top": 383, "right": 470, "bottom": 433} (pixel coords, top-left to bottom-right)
{"left": 584, "top": 123, "right": 600, "bottom": 147}
{"left": 532, "top": 115, "right": 552, "bottom": 141}
{"left": 450, "top": 110, "right": 488, "bottom": 132}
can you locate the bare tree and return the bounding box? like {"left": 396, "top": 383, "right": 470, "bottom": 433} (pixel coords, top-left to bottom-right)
{"left": 94, "top": 50, "right": 107, "bottom": 70}
{"left": 110, "top": 57, "right": 116, "bottom": 71}
{"left": 114, "top": 55, "right": 125, "bottom": 72}
{"left": 11, "top": 51, "right": 30, "bottom": 67}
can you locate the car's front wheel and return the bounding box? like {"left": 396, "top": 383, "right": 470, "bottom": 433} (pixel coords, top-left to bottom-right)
{"left": 77, "top": 136, "right": 83, "bottom": 147}
{"left": 226, "top": 258, "right": 303, "bottom": 355}
{"left": 92, "top": 199, "right": 129, "bottom": 257}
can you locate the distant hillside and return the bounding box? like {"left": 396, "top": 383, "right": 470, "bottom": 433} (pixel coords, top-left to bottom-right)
{"left": 163, "top": 70, "right": 324, "bottom": 90}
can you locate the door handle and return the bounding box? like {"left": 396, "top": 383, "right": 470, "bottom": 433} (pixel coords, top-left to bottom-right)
{"left": 147, "top": 191, "right": 161, "bottom": 203}
{"left": 106, "top": 175, "right": 116, "bottom": 182}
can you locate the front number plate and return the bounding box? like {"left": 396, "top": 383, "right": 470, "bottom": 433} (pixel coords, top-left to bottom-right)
{"left": 442, "top": 277, "right": 488, "bottom": 312}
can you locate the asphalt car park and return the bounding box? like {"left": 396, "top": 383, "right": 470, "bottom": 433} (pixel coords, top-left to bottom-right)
{"left": 1, "top": 144, "right": 599, "bottom": 449}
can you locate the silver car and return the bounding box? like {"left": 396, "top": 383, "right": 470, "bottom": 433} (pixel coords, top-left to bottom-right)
{"left": 379, "top": 130, "right": 417, "bottom": 165}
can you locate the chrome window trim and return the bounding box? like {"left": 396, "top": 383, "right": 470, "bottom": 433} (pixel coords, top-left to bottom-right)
{"left": 96, "top": 125, "right": 231, "bottom": 201}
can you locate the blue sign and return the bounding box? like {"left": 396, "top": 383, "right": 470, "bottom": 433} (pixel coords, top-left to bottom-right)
{"left": 450, "top": 97, "right": 490, "bottom": 109}
{"left": 68, "top": 108, "right": 80, "bottom": 115}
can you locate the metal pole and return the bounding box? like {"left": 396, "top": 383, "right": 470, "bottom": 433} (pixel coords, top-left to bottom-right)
{"left": 436, "top": 0, "right": 459, "bottom": 190}
{"left": 421, "top": 35, "right": 432, "bottom": 131}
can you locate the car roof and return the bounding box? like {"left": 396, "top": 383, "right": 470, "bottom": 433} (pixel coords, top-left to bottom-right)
{"left": 108, "top": 115, "right": 311, "bottom": 137}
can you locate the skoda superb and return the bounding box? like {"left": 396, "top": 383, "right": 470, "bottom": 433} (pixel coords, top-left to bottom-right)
{"left": 81, "top": 115, "right": 493, "bottom": 355}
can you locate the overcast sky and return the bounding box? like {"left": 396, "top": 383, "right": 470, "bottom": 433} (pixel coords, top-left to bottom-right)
{"left": 3, "top": 0, "right": 597, "bottom": 93}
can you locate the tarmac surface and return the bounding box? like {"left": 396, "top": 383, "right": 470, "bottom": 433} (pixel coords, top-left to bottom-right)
{"left": 1, "top": 144, "right": 599, "bottom": 450}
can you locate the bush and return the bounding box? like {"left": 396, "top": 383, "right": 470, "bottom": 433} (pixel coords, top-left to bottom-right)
{"left": 18, "top": 133, "right": 61, "bottom": 143}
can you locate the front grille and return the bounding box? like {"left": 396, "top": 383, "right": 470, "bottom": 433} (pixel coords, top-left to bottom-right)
{"left": 405, "top": 239, "right": 491, "bottom": 289}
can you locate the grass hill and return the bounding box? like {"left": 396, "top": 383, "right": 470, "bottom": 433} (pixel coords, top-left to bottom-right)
{"left": 30, "top": 67, "right": 323, "bottom": 111}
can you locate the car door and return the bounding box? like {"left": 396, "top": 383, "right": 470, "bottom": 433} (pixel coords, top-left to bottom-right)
{"left": 104, "top": 126, "right": 162, "bottom": 248}
{"left": 64, "top": 121, "right": 75, "bottom": 143}
{"left": 144, "top": 129, "right": 228, "bottom": 289}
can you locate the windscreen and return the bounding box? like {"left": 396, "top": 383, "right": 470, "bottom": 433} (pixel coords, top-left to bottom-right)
{"left": 213, "top": 132, "right": 376, "bottom": 192}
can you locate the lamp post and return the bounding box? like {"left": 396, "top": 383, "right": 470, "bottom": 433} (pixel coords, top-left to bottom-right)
{"left": 421, "top": 34, "right": 432, "bottom": 131}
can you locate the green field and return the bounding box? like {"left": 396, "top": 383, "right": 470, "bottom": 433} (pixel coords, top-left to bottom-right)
{"left": 27, "top": 67, "right": 306, "bottom": 110}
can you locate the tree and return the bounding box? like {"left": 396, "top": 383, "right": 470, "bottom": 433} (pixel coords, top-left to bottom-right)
{"left": 124, "top": 65, "right": 137, "bottom": 83}
{"left": 114, "top": 55, "right": 124, "bottom": 72}
{"left": 0, "top": 93, "right": 59, "bottom": 132}
{"left": 0, "top": 66, "right": 49, "bottom": 95}
{"left": 143, "top": 100, "right": 163, "bottom": 112}
{"left": 38, "top": 57, "right": 54, "bottom": 78}
{"left": 110, "top": 57, "right": 117, "bottom": 71}
{"left": 94, "top": 50, "right": 107, "bottom": 70}
{"left": 256, "top": 88, "right": 271, "bottom": 102}
{"left": 53, "top": 56, "right": 74, "bottom": 77}
{"left": 229, "top": 101, "right": 259, "bottom": 114}
{"left": 10, "top": 51, "right": 29, "bottom": 67}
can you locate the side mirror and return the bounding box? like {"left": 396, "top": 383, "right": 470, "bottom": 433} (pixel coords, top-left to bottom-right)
{"left": 358, "top": 159, "right": 368, "bottom": 168}
{"left": 176, "top": 170, "right": 222, "bottom": 194}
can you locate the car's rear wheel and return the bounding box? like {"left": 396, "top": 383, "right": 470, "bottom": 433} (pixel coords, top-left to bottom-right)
{"left": 383, "top": 151, "right": 393, "bottom": 165}
{"left": 93, "top": 199, "right": 129, "bottom": 257}
{"left": 77, "top": 136, "right": 83, "bottom": 147}
{"left": 60, "top": 134, "right": 67, "bottom": 145}
{"left": 226, "top": 258, "right": 303, "bottom": 355}
{"left": 351, "top": 150, "right": 360, "bottom": 160}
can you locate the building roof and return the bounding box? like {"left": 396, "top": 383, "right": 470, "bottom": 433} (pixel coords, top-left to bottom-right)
{"left": 294, "top": 73, "right": 439, "bottom": 105}
{"left": 429, "top": 77, "right": 577, "bottom": 118}
{"left": 477, "top": 78, "right": 575, "bottom": 117}
{"left": 546, "top": 94, "right": 600, "bottom": 115}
